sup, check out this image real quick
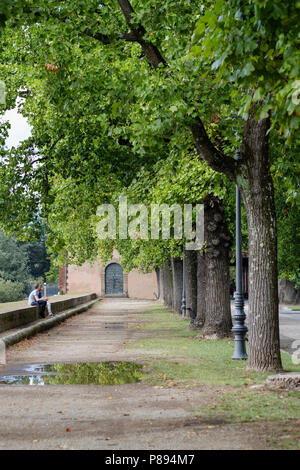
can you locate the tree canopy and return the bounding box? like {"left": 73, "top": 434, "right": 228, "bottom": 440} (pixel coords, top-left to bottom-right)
{"left": 0, "top": 0, "right": 297, "bottom": 282}
{"left": 0, "top": 230, "right": 51, "bottom": 301}
{"left": 192, "top": 0, "right": 300, "bottom": 142}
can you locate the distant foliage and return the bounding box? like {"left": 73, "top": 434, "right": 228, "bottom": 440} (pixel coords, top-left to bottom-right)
{"left": 0, "top": 278, "right": 25, "bottom": 302}
{"left": 26, "top": 236, "right": 50, "bottom": 280}
{"left": 0, "top": 230, "right": 52, "bottom": 298}
{"left": 271, "top": 136, "right": 300, "bottom": 287}
{"left": 277, "top": 205, "right": 300, "bottom": 287}
{"left": 0, "top": 231, "right": 30, "bottom": 283}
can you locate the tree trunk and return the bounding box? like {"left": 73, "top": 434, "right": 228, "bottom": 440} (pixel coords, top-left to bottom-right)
{"left": 195, "top": 251, "right": 206, "bottom": 328}
{"left": 239, "top": 112, "right": 282, "bottom": 371}
{"left": 191, "top": 105, "right": 282, "bottom": 370}
{"left": 155, "top": 267, "right": 160, "bottom": 300}
{"left": 171, "top": 257, "right": 183, "bottom": 314}
{"left": 162, "top": 260, "right": 173, "bottom": 308}
{"left": 158, "top": 267, "right": 164, "bottom": 302}
{"left": 202, "top": 195, "right": 232, "bottom": 338}
{"left": 184, "top": 249, "right": 197, "bottom": 318}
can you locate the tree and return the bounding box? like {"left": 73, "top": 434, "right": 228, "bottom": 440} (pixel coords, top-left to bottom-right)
{"left": 0, "top": 278, "right": 25, "bottom": 303}
{"left": 0, "top": 230, "right": 52, "bottom": 297}
{"left": 26, "top": 235, "right": 50, "bottom": 281}
{"left": 202, "top": 195, "right": 232, "bottom": 337}
{"left": 171, "top": 257, "right": 182, "bottom": 315}
{"left": 0, "top": 231, "right": 30, "bottom": 300}
{"left": 191, "top": 0, "right": 299, "bottom": 370}
{"left": 0, "top": 231, "right": 30, "bottom": 284}
{"left": 106, "top": 153, "right": 233, "bottom": 336}
{"left": 0, "top": 0, "right": 23, "bottom": 28}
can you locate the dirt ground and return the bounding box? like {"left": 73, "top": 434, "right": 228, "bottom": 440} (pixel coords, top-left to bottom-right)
{"left": 0, "top": 298, "right": 295, "bottom": 450}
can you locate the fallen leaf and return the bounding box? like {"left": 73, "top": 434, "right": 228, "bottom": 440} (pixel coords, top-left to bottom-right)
{"left": 66, "top": 428, "right": 71, "bottom": 432}
{"left": 57, "top": 411, "right": 63, "bottom": 414}
{"left": 32, "top": 440, "right": 39, "bottom": 443}
{"left": 108, "top": 396, "right": 112, "bottom": 399}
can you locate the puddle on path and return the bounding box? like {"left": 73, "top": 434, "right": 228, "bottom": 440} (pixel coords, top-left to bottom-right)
{"left": 104, "top": 322, "right": 126, "bottom": 329}
{"left": 0, "top": 362, "right": 144, "bottom": 386}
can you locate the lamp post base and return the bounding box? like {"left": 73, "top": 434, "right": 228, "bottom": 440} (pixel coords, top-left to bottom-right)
{"left": 232, "top": 293, "right": 248, "bottom": 360}
{"left": 232, "top": 339, "right": 248, "bottom": 360}
{"left": 181, "top": 302, "right": 186, "bottom": 318}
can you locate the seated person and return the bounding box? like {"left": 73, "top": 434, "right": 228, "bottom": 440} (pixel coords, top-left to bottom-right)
{"left": 39, "top": 284, "right": 55, "bottom": 317}
{"left": 37, "top": 286, "right": 42, "bottom": 299}
{"left": 28, "top": 284, "right": 54, "bottom": 318}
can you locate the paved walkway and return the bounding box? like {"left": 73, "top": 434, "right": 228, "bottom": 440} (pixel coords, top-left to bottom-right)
{"left": 0, "top": 298, "right": 298, "bottom": 450}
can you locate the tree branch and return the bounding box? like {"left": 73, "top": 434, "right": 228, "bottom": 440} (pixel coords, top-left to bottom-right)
{"left": 83, "top": 28, "right": 111, "bottom": 45}
{"left": 117, "top": 0, "right": 166, "bottom": 68}
{"left": 191, "top": 118, "right": 237, "bottom": 181}
{"left": 23, "top": 3, "right": 237, "bottom": 180}
{"left": 115, "top": 1, "right": 237, "bottom": 178}
{"left": 29, "top": 156, "right": 48, "bottom": 166}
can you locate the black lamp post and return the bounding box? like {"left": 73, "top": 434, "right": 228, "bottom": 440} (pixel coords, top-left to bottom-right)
{"left": 232, "top": 149, "right": 248, "bottom": 360}
{"left": 181, "top": 251, "right": 186, "bottom": 317}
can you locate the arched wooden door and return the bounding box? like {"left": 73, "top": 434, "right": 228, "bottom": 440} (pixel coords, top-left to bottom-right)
{"left": 105, "top": 263, "right": 124, "bottom": 295}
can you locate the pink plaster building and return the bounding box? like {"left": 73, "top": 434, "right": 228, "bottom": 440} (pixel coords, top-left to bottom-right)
{"left": 59, "top": 253, "right": 158, "bottom": 300}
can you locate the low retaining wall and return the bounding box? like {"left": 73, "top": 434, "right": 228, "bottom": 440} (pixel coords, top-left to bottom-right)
{"left": 0, "top": 294, "right": 97, "bottom": 334}
{"left": 278, "top": 279, "right": 300, "bottom": 305}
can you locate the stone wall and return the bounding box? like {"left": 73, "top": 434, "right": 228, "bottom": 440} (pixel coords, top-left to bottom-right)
{"left": 66, "top": 258, "right": 158, "bottom": 300}
{"left": 128, "top": 269, "right": 158, "bottom": 300}
{"left": 0, "top": 294, "right": 97, "bottom": 334}
{"left": 0, "top": 306, "right": 39, "bottom": 334}
{"left": 68, "top": 263, "right": 102, "bottom": 296}
{"left": 278, "top": 279, "right": 300, "bottom": 305}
